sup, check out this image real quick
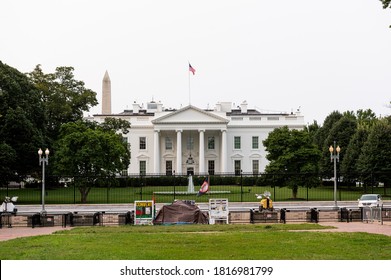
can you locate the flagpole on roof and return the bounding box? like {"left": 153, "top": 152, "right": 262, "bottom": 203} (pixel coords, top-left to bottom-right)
{"left": 188, "top": 63, "right": 191, "bottom": 105}
{"left": 188, "top": 62, "right": 196, "bottom": 106}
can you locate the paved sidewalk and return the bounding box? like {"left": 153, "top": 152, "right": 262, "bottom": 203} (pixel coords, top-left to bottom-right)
{"left": 318, "top": 221, "right": 391, "bottom": 236}
{"left": 1, "top": 222, "right": 390, "bottom": 242}
{"left": 0, "top": 226, "right": 72, "bottom": 242}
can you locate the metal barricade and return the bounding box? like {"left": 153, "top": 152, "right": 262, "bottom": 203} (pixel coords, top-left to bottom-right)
{"left": 0, "top": 212, "right": 13, "bottom": 228}
{"left": 362, "top": 206, "right": 382, "bottom": 223}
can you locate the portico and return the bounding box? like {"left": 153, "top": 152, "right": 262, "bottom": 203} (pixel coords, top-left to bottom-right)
{"left": 152, "top": 105, "right": 229, "bottom": 175}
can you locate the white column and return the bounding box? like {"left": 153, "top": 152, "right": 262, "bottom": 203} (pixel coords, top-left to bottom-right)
{"left": 199, "top": 129, "right": 205, "bottom": 174}
{"left": 153, "top": 130, "right": 160, "bottom": 174}
{"left": 221, "top": 129, "right": 227, "bottom": 173}
{"left": 176, "top": 129, "right": 182, "bottom": 174}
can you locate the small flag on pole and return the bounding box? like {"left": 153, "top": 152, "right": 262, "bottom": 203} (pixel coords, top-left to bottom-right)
{"left": 197, "top": 177, "right": 209, "bottom": 196}
{"left": 189, "top": 63, "right": 196, "bottom": 75}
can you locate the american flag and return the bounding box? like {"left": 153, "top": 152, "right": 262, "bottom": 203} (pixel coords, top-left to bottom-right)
{"left": 197, "top": 177, "right": 209, "bottom": 196}
{"left": 189, "top": 63, "right": 196, "bottom": 75}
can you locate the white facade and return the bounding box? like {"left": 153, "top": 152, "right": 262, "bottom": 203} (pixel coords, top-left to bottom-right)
{"left": 93, "top": 100, "right": 305, "bottom": 175}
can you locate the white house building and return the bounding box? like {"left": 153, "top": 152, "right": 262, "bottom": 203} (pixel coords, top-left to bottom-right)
{"left": 92, "top": 72, "right": 305, "bottom": 175}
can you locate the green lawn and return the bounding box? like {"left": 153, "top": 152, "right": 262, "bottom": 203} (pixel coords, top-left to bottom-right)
{"left": 2, "top": 184, "right": 384, "bottom": 204}
{"left": 0, "top": 224, "right": 390, "bottom": 260}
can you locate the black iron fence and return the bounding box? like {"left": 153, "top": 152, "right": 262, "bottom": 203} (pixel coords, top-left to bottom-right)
{"left": 1, "top": 172, "right": 390, "bottom": 205}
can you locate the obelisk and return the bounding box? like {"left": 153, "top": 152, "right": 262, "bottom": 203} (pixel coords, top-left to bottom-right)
{"left": 102, "top": 70, "right": 111, "bottom": 114}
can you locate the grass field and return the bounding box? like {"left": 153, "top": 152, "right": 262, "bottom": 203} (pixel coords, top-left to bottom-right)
{"left": 0, "top": 224, "right": 390, "bottom": 260}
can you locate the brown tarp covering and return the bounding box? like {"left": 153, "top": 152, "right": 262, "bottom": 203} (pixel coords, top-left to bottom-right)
{"left": 154, "top": 200, "right": 209, "bottom": 225}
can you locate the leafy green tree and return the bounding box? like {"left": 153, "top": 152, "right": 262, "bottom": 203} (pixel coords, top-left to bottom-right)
{"left": 263, "top": 126, "right": 321, "bottom": 198}
{"left": 357, "top": 118, "right": 391, "bottom": 187}
{"left": 305, "top": 120, "right": 320, "bottom": 143}
{"left": 28, "top": 65, "right": 98, "bottom": 145}
{"left": 379, "top": 0, "right": 391, "bottom": 27}
{"left": 0, "top": 61, "right": 46, "bottom": 178}
{"left": 341, "top": 109, "right": 378, "bottom": 181}
{"left": 341, "top": 127, "right": 369, "bottom": 181}
{"left": 321, "top": 114, "right": 357, "bottom": 176}
{"left": 313, "top": 111, "right": 343, "bottom": 150}
{"left": 100, "top": 117, "right": 131, "bottom": 134}
{"left": 356, "top": 109, "right": 377, "bottom": 129}
{"left": 53, "top": 120, "right": 130, "bottom": 203}
{"left": 0, "top": 143, "right": 17, "bottom": 185}
{"left": 380, "top": 0, "right": 391, "bottom": 9}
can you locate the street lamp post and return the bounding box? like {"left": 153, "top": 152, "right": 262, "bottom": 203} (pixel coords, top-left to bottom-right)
{"left": 38, "top": 148, "right": 49, "bottom": 214}
{"left": 329, "top": 141, "right": 341, "bottom": 209}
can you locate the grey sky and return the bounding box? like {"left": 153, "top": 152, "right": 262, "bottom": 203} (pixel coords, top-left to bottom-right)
{"left": 1, "top": 0, "right": 390, "bottom": 124}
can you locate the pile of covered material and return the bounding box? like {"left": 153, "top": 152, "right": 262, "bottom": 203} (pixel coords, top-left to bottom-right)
{"left": 154, "top": 200, "right": 208, "bottom": 225}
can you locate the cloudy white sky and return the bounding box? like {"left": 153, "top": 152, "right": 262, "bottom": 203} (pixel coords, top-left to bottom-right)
{"left": 1, "top": 0, "right": 390, "bottom": 124}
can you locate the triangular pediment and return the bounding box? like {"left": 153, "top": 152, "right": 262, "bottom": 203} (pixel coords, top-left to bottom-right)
{"left": 152, "top": 105, "right": 228, "bottom": 124}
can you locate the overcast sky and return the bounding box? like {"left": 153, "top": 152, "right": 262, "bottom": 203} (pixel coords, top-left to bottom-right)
{"left": 1, "top": 0, "right": 390, "bottom": 124}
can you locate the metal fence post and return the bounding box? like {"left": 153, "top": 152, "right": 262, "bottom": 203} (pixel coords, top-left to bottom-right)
{"left": 106, "top": 177, "right": 109, "bottom": 204}
{"left": 73, "top": 178, "right": 76, "bottom": 204}
{"left": 140, "top": 174, "right": 143, "bottom": 201}
{"left": 240, "top": 170, "right": 243, "bottom": 202}
{"left": 306, "top": 185, "right": 309, "bottom": 201}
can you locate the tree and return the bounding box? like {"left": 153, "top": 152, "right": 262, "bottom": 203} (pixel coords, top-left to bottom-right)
{"left": 0, "top": 61, "right": 46, "bottom": 179}
{"left": 305, "top": 120, "right": 320, "bottom": 143}
{"left": 380, "top": 0, "right": 391, "bottom": 8}
{"left": 341, "top": 109, "right": 378, "bottom": 181}
{"left": 356, "top": 109, "right": 377, "bottom": 129}
{"left": 52, "top": 120, "right": 130, "bottom": 203}
{"left": 0, "top": 143, "right": 16, "bottom": 185}
{"left": 357, "top": 118, "right": 391, "bottom": 188}
{"left": 321, "top": 113, "right": 357, "bottom": 176}
{"left": 263, "top": 126, "right": 321, "bottom": 199}
{"left": 341, "top": 127, "right": 369, "bottom": 181}
{"left": 28, "top": 65, "right": 98, "bottom": 145}
{"left": 379, "top": 0, "right": 391, "bottom": 27}
{"left": 313, "top": 111, "right": 343, "bottom": 151}
{"left": 99, "top": 117, "right": 131, "bottom": 134}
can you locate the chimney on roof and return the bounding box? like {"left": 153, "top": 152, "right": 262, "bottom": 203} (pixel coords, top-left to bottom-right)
{"left": 133, "top": 102, "right": 141, "bottom": 114}
{"left": 240, "top": 100, "right": 248, "bottom": 114}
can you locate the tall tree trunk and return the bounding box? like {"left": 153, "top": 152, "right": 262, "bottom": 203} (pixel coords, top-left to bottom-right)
{"left": 79, "top": 186, "right": 91, "bottom": 203}
{"left": 292, "top": 185, "right": 298, "bottom": 199}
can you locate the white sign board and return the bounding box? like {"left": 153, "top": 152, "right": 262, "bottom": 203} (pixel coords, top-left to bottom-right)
{"left": 209, "top": 198, "right": 229, "bottom": 224}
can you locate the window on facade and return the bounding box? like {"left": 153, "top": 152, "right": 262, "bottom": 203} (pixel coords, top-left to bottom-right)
{"left": 139, "top": 160, "right": 146, "bottom": 175}
{"left": 139, "top": 137, "right": 146, "bottom": 150}
{"left": 208, "top": 160, "right": 215, "bottom": 175}
{"left": 165, "top": 160, "right": 173, "bottom": 175}
{"left": 252, "top": 160, "right": 259, "bottom": 175}
{"left": 208, "top": 136, "right": 215, "bottom": 150}
{"left": 123, "top": 137, "right": 130, "bottom": 150}
{"left": 234, "top": 136, "right": 241, "bottom": 149}
{"left": 234, "top": 160, "right": 241, "bottom": 176}
{"left": 187, "top": 136, "right": 194, "bottom": 150}
{"left": 252, "top": 136, "right": 259, "bottom": 149}
{"left": 165, "top": 137, "right": 172, "bottom": 150}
